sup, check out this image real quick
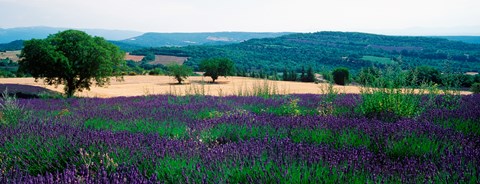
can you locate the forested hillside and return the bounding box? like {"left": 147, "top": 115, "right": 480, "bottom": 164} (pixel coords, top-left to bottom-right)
{"left": 132, "top": 32, "right": 480, "bottom": 73}
{"left": 120, "top": 32, "right": 292, "bottom": 47}
{"left": 0, "top": 40, "right": 23, "bottom": 51}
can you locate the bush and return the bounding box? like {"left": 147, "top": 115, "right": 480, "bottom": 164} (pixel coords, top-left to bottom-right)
{"left": 0, "top": 89, "right": 27, "bottom": 125}
{"left": 356, "top": 67, "right": 380, "bottom": 86}
{"left": 471, "top": 83, "right": 480, "bottom": 94}
{"left": 332, "top": 68, "right": 349, "bottom": 85}
{"left": 411, "top": 66, "right": 441, "bottom": 85}
{"left": 356, "top": 88, "right": 422, "bottom": 122}
{"left": 148, "top": 68, "right": 165, "bottom": 75}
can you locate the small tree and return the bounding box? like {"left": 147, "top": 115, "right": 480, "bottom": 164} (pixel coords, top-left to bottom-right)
{"left": 332, "top": 67, "right": 350, "bottom": 85}
{"left": 302, "top": 66, "right": 316, "bottom": 82}
{"left": 472, "top": 83, "right": 480, "bottom": 94}
{"left": 282, "top": 68, "right": 289, "bottom": 81}
{"left": 357, "top": 67, "right": 380, "bottom": 86}
{"left": 199, "top": 58, "right": 235, "bottom": 83}
{"left": 166, "top": 63, "right": 192, "bottom": 84}
{"left": 412, "top": 66, "right": 441, "bottom": 85}
{"left": 19, "top": 30, "right": 125, "bottom": 97}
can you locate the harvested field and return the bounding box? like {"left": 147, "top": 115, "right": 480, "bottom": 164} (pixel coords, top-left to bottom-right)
{"left": 124, "top": 52, "right": 144, "bottom": 62}
{"left": 0, "top": 76, "right": 471, "bottom": 98}
{"left": 150, "top": 55, "right": 189, "bottom": 65}
{"left": 0, "top": 51, "right": 21, "bottom": 62}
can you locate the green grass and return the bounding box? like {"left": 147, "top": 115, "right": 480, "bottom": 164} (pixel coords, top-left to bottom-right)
{"left": 148, "top": 155, "right": 376, "bottom": 183}
{"left": 185, "top": 108, "right": 224, "bottom": 120}
{"left": 291, "top": 128, "right": 371, "bottom": 149}
{"left": 200, "top": 124, "right": 288, "bottom": 143}
{"left": 243, "top": 99, "right": 317, "bottom": 116}
{"left": 361, "top": 56, "right": 396, "bottom": 65}
{"left": 356, "top": 88, "right": 423, "bottom": 121}
{"left": 434, "top": 118, "right": 480, "bottom": 136}
{"left": 386, "top": 134, "right": 454, "bottom": 159}
{"left": 84, "top": 119, "right": 189, "bottom": 139}
{"left": 290, "top": 128, "right": 335, "bottom": 145}
{"left": 0, "top": 135, "right": 72, "bottom": 175}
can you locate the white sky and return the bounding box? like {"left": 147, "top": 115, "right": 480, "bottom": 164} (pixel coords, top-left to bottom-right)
{"left": 1, "top": 0, "right": 479, "bottom": 35}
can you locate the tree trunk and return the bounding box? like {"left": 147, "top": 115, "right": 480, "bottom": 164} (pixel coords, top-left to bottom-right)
{"left": 65, "top": 79, "right": 76, "bottom": 98}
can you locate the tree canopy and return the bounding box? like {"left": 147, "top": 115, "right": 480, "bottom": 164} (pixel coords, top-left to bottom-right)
{"left": 131, "top": 32, "right": 480, "bottom": 74}
{"left": 199, "top": 58, "right": 235, "bottom": 83}
{"left": 19, "top": 30, "right": 125, "bottom": 97}
{"left": 332, "top": 68, "right": 350, "bottom": 86}
{"left": 166, "top": 63, "right": 192, "bottom": 84}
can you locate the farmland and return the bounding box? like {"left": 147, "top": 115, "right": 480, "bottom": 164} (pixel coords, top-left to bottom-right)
{"left": 0, "top": 76, "right": 363, "bottom": 98}
{"left": 0, "top": 84, "right": 479, "bottom": 182}
{"left": 0, "top": 51, "right": 20, "bottom": 62}
{"left": 151, "top": 55, "right": 188, "bottom": 66}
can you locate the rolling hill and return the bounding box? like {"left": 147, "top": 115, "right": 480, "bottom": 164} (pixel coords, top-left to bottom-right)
{"left": 131, "top": 32, "right": 480, "bottom": 73}
{"left": 0, "top": 26, "right": 143, "bottom": 43}
{"left": 0, "top": 40, "right": 24, "bottom": 51}
{"left": 119, "top": 32, "right": 293, "bottom": 47}
{"left": 433, "top": 36, "right": 480, "bottom": 44}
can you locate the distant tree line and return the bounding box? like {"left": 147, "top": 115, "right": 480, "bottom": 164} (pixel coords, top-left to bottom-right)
{"left": 129, "top": 32, "right": 480, "bottom": 75}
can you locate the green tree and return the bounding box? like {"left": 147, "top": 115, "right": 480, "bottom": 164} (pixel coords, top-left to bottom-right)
{"left": 199, "top": 58, "right": 235, "bottom": 83}
{"left": 302, "top": 66, "right": 316, "bottom": 82}
{"left": 166, "top": 63, "right": 192, "bottom": 84}
{"left": 471, "top": 83, "right": 480, "bottom": 94}
{"left": 357, "top": 67, "right": 380, "bottom": 86}
{"left": 412, "top": 66, "right": 441, "bottom": 85}
{"left": 332, "top": 67, "right": 350, "bottom": 85}
{"left": 282, "top": 68, "right": 289, "bottom": 81}
{"left": 19, "top": 30, "right": 125, "bottom": 97}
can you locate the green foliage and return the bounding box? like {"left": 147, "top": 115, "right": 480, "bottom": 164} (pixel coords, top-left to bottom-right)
{"left": 361, "top": 56, "right": 396, "bottom": 65}
{"left": 300, "top": 66, "right": 316, "bottom": 82}
{"left": 282, "top": 68, "right": 299, "bottom": 81}
{"left": 142, "top": 53, "right": 155, "bottom": 62}
{"left": 471, "top": 83, "right": 480, "bottom": 94}
{"left": 200, "top": 124, "right": 287, "bottom": 144}
{"left": 0, "top": 135, "right": 71, "bottom": 175}
{"left": 434, "top": 118, "right": 480, "bottom": 136}
{"left": 386, "top": 134, "right": 453, "bottom": 158}
{"left": 290, "top": 128, "right": 334, "bottom": 145}
{"left": 410, "top": 66, "right": 442, "bottom": 85}
{"left": 148, "top": 68, "right": 165, "bottom": 75}
{"left": 356, "top": 88, "right": 422, "bottom": 121}
{"left": 332, "top": 67, "right": 349, "bottom": 85}
{"left": 84, "top": 119, "right": 188, "bottom": 139}
{"left": 0, "top": 89, "right": 27, "bottom": 126}
{"left": 291, "top": 128, "right": 371, "bottom": 149}
{"left": 133, "top": 32, "right": 480, "bottom": 75}
{"left": 19, "top": 30, "right": 126, "bottom": 97}
{"left": 199, "top": 58, "right": 235, "bottom": 83}
{"left": 356, "top": 67, "right": 381, "bottom": 86}
{"left": 166, "top": 63, "right": 192, "bottom": 84}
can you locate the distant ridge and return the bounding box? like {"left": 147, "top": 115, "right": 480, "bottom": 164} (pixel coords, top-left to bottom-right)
{"left": 133, "top": 31, "right": 480, "bottom": 73}
{"left": 432, "top": 36, "right": 480, "bottom": 44}
{"left": 0, "top": 26, "right": 143, "bottom": 43}
{"left": 119, "top": 32, "right": 294, "bottom": 47}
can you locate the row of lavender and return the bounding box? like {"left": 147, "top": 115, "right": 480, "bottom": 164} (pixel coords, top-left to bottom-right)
{"left": 1, "top": 94, "right": 479, "bottom": 183}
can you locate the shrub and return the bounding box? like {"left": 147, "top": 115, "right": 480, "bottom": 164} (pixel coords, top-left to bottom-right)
{"left": 356, "top": 88, "right": 422, "bottom": 122}
{"left": 411, "top": 66, "right": 441, "bottom": 85}
{"left": 148, "top": 68, "right": 165, "bottom": 75}
{"left": 471, "top": 83, "right": 480, "bottom": 94}
{"left": 332, "top": 68, "right": 349, "bottom": 85}
{"left": 0, "top": 89, "right": 27, "bottom": 125}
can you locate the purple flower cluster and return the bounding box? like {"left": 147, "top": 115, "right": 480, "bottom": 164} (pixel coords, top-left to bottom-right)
{"left": 0, "top": 94, "right": 479, "bottom": 183}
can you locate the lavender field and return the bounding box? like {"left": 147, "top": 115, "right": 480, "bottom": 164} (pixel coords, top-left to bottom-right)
{"left": 1, "top": 89, "right": 480, "bottom": 183}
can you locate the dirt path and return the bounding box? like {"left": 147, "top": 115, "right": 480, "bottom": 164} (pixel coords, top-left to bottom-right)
{"left": 0, "top": 76, "right": 471, "bottom": 98}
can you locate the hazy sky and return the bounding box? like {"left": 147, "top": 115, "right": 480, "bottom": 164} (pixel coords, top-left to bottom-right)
{"left": 1, "top": 0, "right": 479, "bottom": 35}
